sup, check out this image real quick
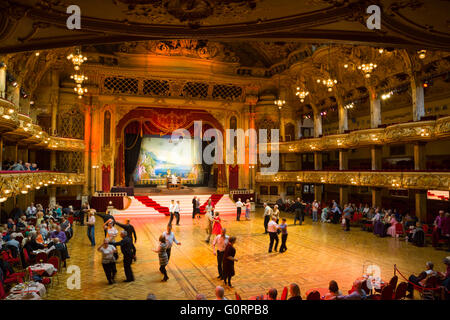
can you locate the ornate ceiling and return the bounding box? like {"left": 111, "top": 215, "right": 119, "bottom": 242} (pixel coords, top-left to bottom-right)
{"left": 1, "top": 0, "right": 449, "bottom": 54}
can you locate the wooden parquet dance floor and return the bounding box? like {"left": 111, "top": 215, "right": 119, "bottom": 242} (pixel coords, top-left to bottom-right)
{"left": 46, "top": 209, "right": 449, "bottom": 300}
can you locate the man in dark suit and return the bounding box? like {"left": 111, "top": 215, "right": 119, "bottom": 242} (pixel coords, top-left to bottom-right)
{"left": 115, "top": 219, "right": 137, "bottom": 243}
{"left": 192, "top": 196, "right": 197, "bottom": 219}
{"left": 112, "top": 231, "right": 136, "bottom": 282}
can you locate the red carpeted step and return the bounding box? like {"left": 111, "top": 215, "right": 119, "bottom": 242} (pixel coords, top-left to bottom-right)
{"left": 199, "top": 194, "right": 224, "bottom": 214}
{"left": 135, "top": 196, "right": 170, "bottom": 216}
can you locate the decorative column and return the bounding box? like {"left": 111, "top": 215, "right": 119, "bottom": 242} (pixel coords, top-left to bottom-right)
{"left": 339, "top": 149, "right": 349, "bottom": 206}
{"left": 314, "top": 152, "right": 322, "bottom": 170}
{"left": 339, "top": 149, "right": 348, "bottom": 170}
{"left": 314, "top": 152, "right": 323, "bottom": 202}
{"left": 371, "top": 187, "right": 382, "bottom": 208}
{"left": 339, "top": 186, "right": 349, "bottom": 207}
{"left": 83, "top": 105, "right": 92, "bottom": 196}
{"left": 368, "top": 87, "right": 381, "bottom": 128}
{"left": 49, "top": 187, "right": 56, "bottom": 208}
{"left": 411, "top": 78, "right": 425, "bottom": 121}
{"left": 0, "top": 137, "right": 2, "bottom": 170}
{"left": 371, "top": 146, "right": 382, "bottom": 170}
{"left": 0, "top": 62, "right": 6, "bottom": 99}
{"left": 336, "top": 94, "right": 348, "bottom": 133}
{"left": 313, "top": 110, "right": 322, "bottom": 138}
{"left": 413, "top": 142, "right": 426, "bottom": 170}
{"left": 415, "top": 190, "right": 427, "bottom": 222}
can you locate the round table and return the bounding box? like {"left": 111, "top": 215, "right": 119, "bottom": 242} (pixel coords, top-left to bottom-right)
{"left": 5, "top": 292, "right": 41, "bottom": 300}
{"left": 29, "top": 263, "right": 56, "bottom": 276}
{"left": 9, "top": 281, "right": 46, "bottom": 297}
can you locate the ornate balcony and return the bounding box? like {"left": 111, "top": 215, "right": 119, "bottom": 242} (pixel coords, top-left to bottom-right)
{"left": 0, "top": 100, "right": 85, "bottom": 152}
{"left": 0, "top": 171, "right": 86, "bottom": 200}
{"left": 255, "top": 170, "right": 450, "bottom": 190}
{"left": 259, "top": 116, "right": 450, "bottom": 153}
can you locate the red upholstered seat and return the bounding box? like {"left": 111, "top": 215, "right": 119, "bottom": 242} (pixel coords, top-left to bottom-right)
{"left": 306, "top": 290, "right": 321, "bottom": 300}
{"left": 280, "top": 286, "right": 288, "bottom": 300}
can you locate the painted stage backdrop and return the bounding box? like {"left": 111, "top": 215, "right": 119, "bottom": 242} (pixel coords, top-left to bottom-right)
{"left": 133, "top": 135, "right": 202, "bottom": 184}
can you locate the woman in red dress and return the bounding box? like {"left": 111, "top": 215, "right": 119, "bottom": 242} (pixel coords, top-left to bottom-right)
{"left": 212, "top": 212, "right": 223, "bottom": 236}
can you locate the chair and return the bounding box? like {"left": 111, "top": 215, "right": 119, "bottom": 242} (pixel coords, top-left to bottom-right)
{"left": 394, "top": 282, "right": 408, "bottom": 300}
{"left": 306, "top": 290, "right": 321, "bottom": 300}
{"left": 47, "top": 256, "right": 60, "bottom": 285}
{"left": 235, "top": 292, "right": 242, "bottom": 300}
{"left": 35, "top": 252, "right": 48, "bottom": 263}
{"left": 22, "top": 248, "right": 30, "bottom": 269}
{"left": 395, "top": 223, "right": 404, "bottom": 237}
{"left": 0, "top": 281, "right": 6, "bottom": 300}
{"left": 3, "top": 270, "right": 25, "bottom": 285}
{"left": 371, "top": 285, "right": 394, "bottom": 300}
{"left": 280, "top": 286, "right": 288, "bottom": 300}
{"left": 418, "top": 275, "right": 439, "bottom": 300}
{"left": 389, "top": 275, "right": 398, "bottom": 290}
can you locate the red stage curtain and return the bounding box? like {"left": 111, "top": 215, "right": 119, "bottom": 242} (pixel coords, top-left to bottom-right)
{"left": 115, "top": 107, "right": 225, "bottom": 186}
{"left": 102, "top": 165, "right": 111, "bottom": 192}
{"left": 228, "top": 165, "right": 239, "bottom": 190}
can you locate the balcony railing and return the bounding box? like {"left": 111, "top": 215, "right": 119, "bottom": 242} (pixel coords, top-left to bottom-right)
{"left": 259, "top": 116, "right": 450, "bottom": 153}
{"left": 255, "top": 170, "right": 450, "bottom": 190}
{"left": 0, "top": 171, "right": 86, "bottom": 200}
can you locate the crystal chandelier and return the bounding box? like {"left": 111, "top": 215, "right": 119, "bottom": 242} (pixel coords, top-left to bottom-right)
{"left": 344, "top": 102, "right": 354, "bottom": 110}
{"left": 74, "top": 84, "right": 88, "bottom": 99}
{"left": 70, "top": 74, "right": 88, "bottom": 84}
{"left": 274, "top": 99, "right": 285, "bottom": 109}
{"left": 317, "top": 78, "right": 337, "bottom": 92}
{"left": 67, "top": 51, "right": 87, "bottom": 71}
{"left": 295, "top": 87, "right": 309, "bottom": 103}
{"left": 358, "top": 63, "right": 377, "bottom": 78}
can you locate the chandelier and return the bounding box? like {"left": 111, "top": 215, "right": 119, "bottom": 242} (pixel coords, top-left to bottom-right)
{"left": 317, "top": 78, "right": 337, "bottom": 92}
{"left": 68, "top": 47, "right": 88, "bottom": 98}
{"left": 74, "top": 84, "right": 88, "bottom": 99}
{"left": 70, "top": 74, "right": 88, "bottom": 84}
{"left": 274, "top": 99, "right": 285, "bottom": 109}
{"left": 274, "top": 75, "right": 285, "bottom": 109}
{"left": 344, "top": 102, "right": 354, "bottom": 110}
{"left": 295, "top": 87, "right": 309, "bottom": 103}
{"left": 358, "top": 63, "right": 377, "bottom": 78}
{"left": 67, "top": 51, "right": 87, "bottom": 71}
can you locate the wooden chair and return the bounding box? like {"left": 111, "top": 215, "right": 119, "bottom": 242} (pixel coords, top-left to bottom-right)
{"left": 306, "top": 290, "right": 321, "bottom": 300}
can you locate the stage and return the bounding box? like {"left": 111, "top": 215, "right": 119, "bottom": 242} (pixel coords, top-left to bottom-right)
{"left": 45, "top": 209, "right": 448, "bottom": 300}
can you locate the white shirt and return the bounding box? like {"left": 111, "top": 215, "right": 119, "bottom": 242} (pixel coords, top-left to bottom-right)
{"left": 107, "top": 227, "right": 118, "bottom": 241}
{"left": 99, "top": 245, "right": 116, "bottom": 263}
{"left": 169, "top": 203, "right": 175, "bottom": 213}
{"left": 88, "top": 215, "right": 95, "bottom": 225}
{"left": 236, "top": 201, "right": 243, "bottom": 208}
{"left": 174, "top": 203, "right": 180, "bottom": 212}
{"left": 264, "top": 206, "right": 273, "bottom": 217}
{"left": 163, "top": 231, "right": 179, "bottom": 248}
{"left": 268, "top": 220, "right": 278, "bottom": 233}
{"left": 212, "top": 234, "right": 229, "bottom": 252}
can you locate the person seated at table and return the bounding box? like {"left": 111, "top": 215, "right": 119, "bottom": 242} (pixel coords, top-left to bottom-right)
{"left": 48, "top": 238, "right": 69, "bottom": 268}
{"left": 337, "top": 280, "right": 366, "bottom": 300}
{"left": 35, "top": 227, "right": 45, "bottom": 245}
{"left": 408, "top": 223, "right": 425, "bottom": 247}
{"left": 323, "top": 280, "right": 342, "bottom": 300}
{"left": 6, "top": 235, "right": 20, "bottom": 251}
{"left": 288, "top": 283, "right": 302, "bottom": 300}
{"left": 23, "top": 233, "right": 44, "bottom": 262}
{"left": 406, "top": 261, "right": 438, "bottom": 298}
{"left": 50, "top": 225, "right": 67, "bottom": 244}
{"left": 25, "top": 203, "right": 37, "bottom": 218}
{"left": 16, "top": 217, "right": 27, "bottom": 231}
